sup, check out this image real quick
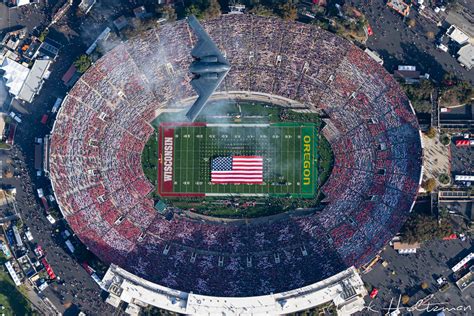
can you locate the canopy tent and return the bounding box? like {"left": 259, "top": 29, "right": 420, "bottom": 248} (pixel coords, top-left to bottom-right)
{"left": 1, "top": 58, "right": 29, "bottom": 97}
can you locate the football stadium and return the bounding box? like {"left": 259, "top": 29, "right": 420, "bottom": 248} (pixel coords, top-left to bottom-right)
{"left": 48, "top": 14, "right": 423, "bottom": 314}
{"left": 158, "top": 122, "right": 317, "bottom": 197}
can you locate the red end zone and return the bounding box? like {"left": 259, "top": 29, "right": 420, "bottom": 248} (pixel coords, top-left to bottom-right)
{"left": 157, "top": 122, "right": 205, "bottom": 197}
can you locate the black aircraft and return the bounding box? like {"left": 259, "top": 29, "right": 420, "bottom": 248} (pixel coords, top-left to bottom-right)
{"left": 186, "top": 15, "right": 231, "bottom": 121}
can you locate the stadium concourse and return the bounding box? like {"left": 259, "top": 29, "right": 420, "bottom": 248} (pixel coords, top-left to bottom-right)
{"left": 48, "top": 12, "right": 423, "bottom": 305}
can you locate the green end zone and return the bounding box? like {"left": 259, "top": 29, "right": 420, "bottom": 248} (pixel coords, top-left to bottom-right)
{"left": 158, "top": 122, "right": 317, "bottom": 198}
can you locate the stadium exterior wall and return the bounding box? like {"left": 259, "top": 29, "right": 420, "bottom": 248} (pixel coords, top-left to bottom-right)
{"left": 101, "top": 264, "right": 368, "bottom": 315}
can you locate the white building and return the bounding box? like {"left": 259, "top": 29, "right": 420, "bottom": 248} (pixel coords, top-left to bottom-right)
{"left": 446, "top": 25, "right": 470, "bottom": 45}
{"left": 79, "top": 0, "right": 96, "bottom": 15}
{"left": 101, "top": 264, "right": 368, "bottom": 315}
{"left": 457, "top": 44, "right": 474, "bottom": 70}
{"left": 364, "top": 48, "right": 384, "bottom": 65}
{"left": 1, "top": 58, "right": 51, "bottom": 103}
{"left": 16, "top": 0, "right": 35, "bottom": 7}
{"left": 1, "top": 58, "right": 29, "bottom": 97}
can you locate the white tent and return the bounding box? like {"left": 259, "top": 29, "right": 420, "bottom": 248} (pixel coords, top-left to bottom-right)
{"left": 1, "top": 58, "right": 29, "bottom": 97}
{"left": 17, "top": 0, "right": 32, "bottom": 7}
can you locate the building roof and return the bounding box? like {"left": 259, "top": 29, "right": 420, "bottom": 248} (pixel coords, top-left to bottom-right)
{"left": 393, "top": 241, "right": 421, "bottom": 250}
{"left": 387, "top": 0, "right": 410, "bottom": 16}
{"left": 62, "top": 64, "right": 77, "bottom": 85}
{"left": 364, "top": 48, "right": 383, "bottom": 65}
{"left": 457, "top": 44, "right": 474, "bottom": 70}
{"left": 394, "top": 70, "right": 421, "bottom": 80}
{"left": 0, "top": 113, "right": 6, "bottom": 137}
{"left": 447, "top": 25, "right": 470, "bottom": 45}
{"left": 102, "top": 264, "right": 368, "bottom": 315}
{"left": 17, "top": 0, "right": 32, "bottom": 6}
{"left": 38, "top": 39, "right": 61, "bottom": 59}
{"left": 17, "top": 59, "right": 51, "bottom": 103}
{"left": 133, "top": 6, "right": 147, "bottom": 19}
{"left": 446, "top": 8, "right": 474, "bottom": 40}
{"left": 113, "top": 16, "right": 128, "bottom": 30}
{"left": 79, "top": 0, "right": 96, "bottom": 14}
{"left": 456, "top": 271, "right": 473, "bottom": 291}
{"left": 1, "top": 58, "right": 29, "bottom": 97}
{"left": 0, "top": 188, "right": 15, "bottom": 207}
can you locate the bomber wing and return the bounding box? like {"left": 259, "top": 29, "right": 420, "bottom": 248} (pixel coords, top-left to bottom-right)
{"left": 188, "top": 15, "right": 229, "bottom": 65}
{"left": 186, "top": 71, "right": 228, "bottom": 121}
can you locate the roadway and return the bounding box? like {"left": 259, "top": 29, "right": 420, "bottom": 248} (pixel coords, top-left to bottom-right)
{"left": 2, "top": 8, "right": 118, "bottom": 316}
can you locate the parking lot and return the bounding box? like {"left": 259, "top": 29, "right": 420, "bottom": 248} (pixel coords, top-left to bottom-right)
{"left": 353, "top": 0, "right": 474, "bottom": 84}
{"left": 450, "top": 139, "right": 472, "bottom": 177}
{"left": 359, "top": 239, "right": 473, "bottom": 315}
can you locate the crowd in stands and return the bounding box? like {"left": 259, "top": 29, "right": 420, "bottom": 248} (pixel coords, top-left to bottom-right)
{"left": 49, "top": 14, "right": 422, "bottom": 296}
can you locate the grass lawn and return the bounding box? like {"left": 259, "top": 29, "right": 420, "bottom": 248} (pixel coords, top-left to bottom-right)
{"left": 159, "top": 122, "right": 317, "bottom": 197}
{"left": 141, "top": 131, "right": 159, "bottom": 186}
{"left": 0, "top": 142, "right": 11, "bottom": 149}
{"left": 144, "top": 102, "right": 334, "bottom": 217}
{"left": 0, "top": 270, "right": 34, "bottom": 316}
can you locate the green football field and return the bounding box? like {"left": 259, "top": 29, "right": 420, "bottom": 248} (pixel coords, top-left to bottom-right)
{"left": 158, "top": 122, "right": 317, "bottom": 197}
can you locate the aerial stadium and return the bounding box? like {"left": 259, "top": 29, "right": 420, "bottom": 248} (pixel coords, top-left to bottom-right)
{"left": 48, "top": 14, "right": 423, "bottom": 314}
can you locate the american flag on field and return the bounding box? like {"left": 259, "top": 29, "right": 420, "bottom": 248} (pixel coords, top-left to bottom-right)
{"left": 211, "top": 156, "right": 263, "bottom": 184}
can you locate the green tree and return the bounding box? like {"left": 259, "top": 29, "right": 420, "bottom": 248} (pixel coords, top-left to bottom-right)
{"left": 279, "top": 1, "right": 298, "bottom": 21}
{"left": 38, "top": 29, "right": 49, "bottom": 42}
{"left": 402, "top": 80, "right": 434, "bottom": 113}
{"left": 73, "top": 54, "right": 92, "bottom": 73}
{"left": 422, "top": 178, "right": 436, "bottom": 192}
{"left": 157, "top": 5, "right": 177, "bottom": 22}
{"left": 249, "top": 4, "right": 275, "bottom": 16}
{"left": 440, "top": 80, "right": 474, "bottom": 107}
{"left": 185, "top": 4, "right": 202, "bottom": 18}
{"left": 203, "top": 0, "right": 221, "bottom": 19}
{"left": 425, "top": 127, "right": 436, "bottom": 138}
{"left": 440, "top": 134, "right": 450, "bottom": 146}
{"left": 401, "top": 214, "right": 453, "bottom": 243}
{"left": 438, "top": 173, "right": 450, "bottom": 185}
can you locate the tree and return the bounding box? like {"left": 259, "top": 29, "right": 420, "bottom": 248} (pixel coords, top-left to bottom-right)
{"left": 279, "top": 1, "right": 298, "bottom": 21}
{"left": 74, "top": 55, "right": 92, "bottom": 73}
{"left": 442, "top": 72, "right": 457, "bottom": 86}
{"left": 401, "top": 295, "right": 410, "bottom": 305}
{"left": 426, "top": 127, "right": 436, "bottom": 138}
{"left": 401, "top": 214, "right": 453, "bottom": 243}
{"left": 438, "top": 173, "right": 450, "bottom": 185}
{"left": 185, "top": 4, "right": 202, "bottom": 18}
{"left": 157, "top": 5, "right": 177, "bottom": 22}
{"left": 402, "top": 80, "right": 434, "bottom": 113}
{"left": 422, "top": 178, "right": 436, "bottom": 192}
{"left": 249, "top": 5, "right": 275, "bottom": 17}
{"left": 203, "top": 0, "right": 221, "bottom": 19}
{"left": 407, "top": 18, "right": 416, "bottom": 28}
{"left": 421, "top": 282, "right": 429, "bottom": 290}
{"left": 38, "top": 29, "right": 49, "bottom": 42}
{"left": 440, "top": 80, "right": 474, "bottom": 107}
{"left": 440, "top": 134, "right": 450, "bottom": 146}
{"left": 426, "top": 31, "right": 435, "bottom": 40}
